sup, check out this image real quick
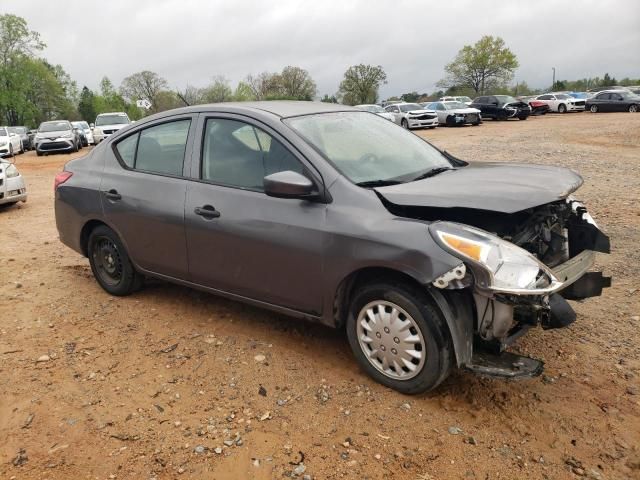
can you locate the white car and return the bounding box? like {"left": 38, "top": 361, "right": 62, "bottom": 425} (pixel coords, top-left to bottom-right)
{"left": 0, "top": 126, "right": 24, "bottom": 157}
{"left": 92, "top": 112, "right": 131, "bottom": 143}
{"left": 384, "top": 102, "right": 438, "bottom": 129}
{"left": 354, "top": 104, "right": 395, "bottom": 121}
{"left": 440, "top": 96, "right": 473, "bottom": 106}
{"left": 426, "top": 101, "right": 482, "bottom": 126}
{"left": 0, "top": 159, "right": 27, "bottom": 206}
{"left": 534, "top": 93, "right": 585, "bottom": 113}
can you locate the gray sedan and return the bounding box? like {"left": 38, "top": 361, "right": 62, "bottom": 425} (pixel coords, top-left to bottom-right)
{"left": 425, "top": 101, "right": 482, "bottom": 126}
{"left": 54, "top": 101, "right": 610, "bottom": 393}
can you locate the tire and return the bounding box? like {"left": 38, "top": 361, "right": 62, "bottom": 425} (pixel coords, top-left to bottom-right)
{"left": 590, "top": 105, "right": 598, "bottom": 113}
{"left": 497, "top": 111, "right": 508, "bottom": 121}
{"left": 346, "top": 281, "right": 453, "bottom": 394}
{"left": 88, "top": 225, "right": 144, "bottom": 296}
{"left": 401, "top": 118, "right": 409, "bottom": 129}
{"left": 8, "top": 144, "right": 13, "bottom": 157}
{"left": 36, "top": 150, "right": 43, "bottom": 157}
{"left": 71, "top": 142, "right": 78, "bottom": 153}
{"left": 629, "top": 104, "right": 638, "bottom": 113}
{"left": 19, "top": 141, "right": 24, "bottom": 154}
{"left": 558, "top": 104, "right": 567, "bottom": 113}
{"left": 518, "top": 115, "right": 528, "bottom": 120}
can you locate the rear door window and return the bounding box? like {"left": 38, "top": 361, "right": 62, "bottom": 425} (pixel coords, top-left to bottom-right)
{"left": 114, "top": 119, "right": 191, "bottom": 176}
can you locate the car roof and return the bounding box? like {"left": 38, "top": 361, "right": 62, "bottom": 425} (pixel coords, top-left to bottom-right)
{"left": 97, "top": 112, "right": 127, "bottom": 116}
{"left": 140, "top": 101, "right": 356, "bottom": 122}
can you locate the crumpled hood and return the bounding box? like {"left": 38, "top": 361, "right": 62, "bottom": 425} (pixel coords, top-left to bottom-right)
{"left": 447, "top": 107, "right": 481, "bottom": 114}
{"left": 374, "top": 162, "right": 583, "bottom": 213}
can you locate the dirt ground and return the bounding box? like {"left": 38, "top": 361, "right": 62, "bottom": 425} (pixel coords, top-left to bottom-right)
{"left": 1, "top": 112, "right": 639, "bottom": 480}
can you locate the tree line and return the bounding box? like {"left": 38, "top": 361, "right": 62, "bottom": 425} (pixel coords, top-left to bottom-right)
{"left": 1, "top": 14, "right": 638, "bottom": 128}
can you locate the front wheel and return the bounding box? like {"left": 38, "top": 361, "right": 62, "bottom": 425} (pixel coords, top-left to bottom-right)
{"left": 346, "top": 281, "right": 453, "bottom": 394}
{"left": 590, "top": 105, "right": 598, "bottom": 113}
{"left": 629, "top": 104, "right": 638, "bottom": 113}
{"left": 88, "top": 225, "right": 143, "bottom": 296}
{"left": 401, "top": 118, "right": 409, "bottom": 129}
{"left": 558, "top": 104, "right": 567, "bottom": 113}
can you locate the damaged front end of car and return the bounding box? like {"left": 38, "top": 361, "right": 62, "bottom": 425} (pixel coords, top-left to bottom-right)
{"left": 426, "top": 196, "right": 610, "bottom": 378}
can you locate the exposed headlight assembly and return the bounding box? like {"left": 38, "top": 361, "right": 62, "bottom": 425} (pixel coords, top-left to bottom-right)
{"left": 430, "top": 222, "right": 562, "bottom": 295}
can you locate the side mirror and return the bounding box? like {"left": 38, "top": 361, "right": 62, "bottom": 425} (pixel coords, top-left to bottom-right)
{"left": 264, "top": 170, "right": 315, "bottom": 199}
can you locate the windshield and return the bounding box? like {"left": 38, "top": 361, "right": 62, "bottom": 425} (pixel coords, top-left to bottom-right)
{"left": 285, "top": 112, "right": 451, "bottom": 185}
{"left": 495, "top": 95, "right": 517, "bottom": 104}
{"left": 357, "top": 105, "right": 386, "bottom": 113}
{"left": 458, "top": 96, "right": 472, "bottom": 103}
{"left": 96, "top": 114, "right": 129, "bottom": 126}
{"left": 72, "top": 121, "right": 89, "bottom": 129}
{"left": 39, "top": 121, "right": 71, "bottom": 132}
{"left": 8, "top": 127, "right": 26, "bottom": 134}
{"left": 444, "top": 102, "right": 468, "bottom": 110}
{"left": 399, "top": 103, "right": 422, "bottom": 112}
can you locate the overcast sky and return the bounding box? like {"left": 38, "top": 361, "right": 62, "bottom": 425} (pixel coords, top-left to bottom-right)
{"left": 4, "top": 0, "right": 639, "bottom": 98}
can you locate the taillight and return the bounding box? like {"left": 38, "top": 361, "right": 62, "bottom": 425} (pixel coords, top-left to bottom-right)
{"left": 54, "top": 171, "right": 73, "bottom": 191}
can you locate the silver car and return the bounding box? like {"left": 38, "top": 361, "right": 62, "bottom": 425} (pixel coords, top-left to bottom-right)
{"left": 35, "top": 120, "right": 80, "bottom": 156}
{"left": 384, "top": 102, "right": 438, "bottom": 129}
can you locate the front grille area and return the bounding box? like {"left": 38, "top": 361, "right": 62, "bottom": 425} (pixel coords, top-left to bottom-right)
{"left": 39, "top": 141, "right": 70, "bottom": 151}
{"left": 413, "top": 114, "right": 436, "bottom": 120}
{"left": 103, "top": 129, "right": 116, "bottom": 135}
{"left": 466, "top": 113, "right": 478, "bottom": 122}
{"left": 574, "top": 101, "right": 585, "bottom": 106}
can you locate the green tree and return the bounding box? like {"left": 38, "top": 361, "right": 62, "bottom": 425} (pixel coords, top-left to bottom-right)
{"left": 320, "top": 94, "right": 338, "bottom": 103}
{"left": 400, "top": 92, "right": 422, "bottom": 103}
{"left": 202, "top": 76, "right": 233, "bottom": 103}
{"left": 439, "top": 35, "right": 518, "bottom": 94}
{"left": 119, "top": 70, "right": 169, "bottom": 113}
{"left": 78, "top": 86, "right": 96, "bottom": 122}
{"left": 232, "top": 81, "right": 255, "bottom": 101}
{"left": 338, "top": 64, "right": 387, "bottom": 105}
{"left": 278, "top": 66, "right": 316, "bottom": 100}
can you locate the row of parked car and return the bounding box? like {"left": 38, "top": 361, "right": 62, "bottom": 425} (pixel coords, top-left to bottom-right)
{"left": 0, "top": 112, "right": 132, "bottom": 159}
{"left": 359, "top": 87, "right": 640, "bottom": 130}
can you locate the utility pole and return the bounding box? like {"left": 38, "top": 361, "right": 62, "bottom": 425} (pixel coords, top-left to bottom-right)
{"left": 552, "top": 67, "right": 556, "bottom": 89}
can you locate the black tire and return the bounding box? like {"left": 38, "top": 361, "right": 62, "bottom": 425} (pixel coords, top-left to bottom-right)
{"left": 401, "top": 118, "right": 409, "bottom": 129}
{"left": 36, "top": 150, "right": 43, "bottom": 157}
{"left": 8, "top": 144, "right": 13, "bottom": 157}
{"left": 558, "top": 104, "right": 567, "bottom": 113}
{"left": 518, "top": 115, "right": 528, "bottom": 120}
{"left": 346, "top": 281, "right": 453, "bottom": 394}
{"left": 88, "top": 225, "right": 144, "bottom": 296}
{"left": 629, "top": 104, "right": 638, "bottom": 113}
{"left": 590, "top": 105, "right": 598, "bottom": 113}
{"left": 71, "top": 142, "right": 78, "bottom": 153}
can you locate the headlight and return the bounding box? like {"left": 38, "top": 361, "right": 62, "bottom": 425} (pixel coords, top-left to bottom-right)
{"left": 0, "top": 140, "right": 7, "bottom": 147}
{"left": 6, "top": 163, "right": 20, "bottom": 178}
{"left": 429, "top": 222, "right": 562, "bottom": 294}
{"left": 62, "top": 133, "right": 72, "bottom": 138}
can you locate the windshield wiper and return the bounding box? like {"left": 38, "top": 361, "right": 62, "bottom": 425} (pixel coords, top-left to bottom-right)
{"left": 356, "top": 179, "right": 403, "bottom": 188}
{"left": 410, "top": 166, "right": 455, "bottom": 182}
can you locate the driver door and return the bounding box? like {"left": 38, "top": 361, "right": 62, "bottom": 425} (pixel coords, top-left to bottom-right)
{"left": 184, "top": 115, "right": 327, "bottom": 315}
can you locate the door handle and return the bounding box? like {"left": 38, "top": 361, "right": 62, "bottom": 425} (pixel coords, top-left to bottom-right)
{"left": 194, "top": 205, "right": 221, "bottom": 219}
{"left": 103, "top": 189, "right": 121, "bottom": 201}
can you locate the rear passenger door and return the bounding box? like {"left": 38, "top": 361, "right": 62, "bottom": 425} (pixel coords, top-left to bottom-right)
{"left": 101, "top": 116, "right": 196, "bottom": 279}
{"left": 184, "top": 114, "right": 326, "bottom": 315}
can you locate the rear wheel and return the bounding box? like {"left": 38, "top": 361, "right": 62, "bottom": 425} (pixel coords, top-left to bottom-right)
{"left": 558, "top": 104, "right": 567, "bottom": 113}
{"left": 88, "top": 225, "right": 144, "bottom": 296}
{"left": 629, "top": 104, "right": 638, "bottom": 113}
{"left": 346, "top": 281, "right": 453, "bottom": 394}
{"left": 590, "top": 105, "right": 598, "bottom": 113}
